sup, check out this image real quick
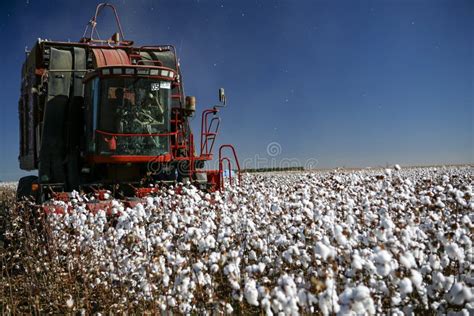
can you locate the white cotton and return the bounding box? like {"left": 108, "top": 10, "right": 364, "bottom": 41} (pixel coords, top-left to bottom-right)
{"left": 225, "top": 303, "right": 233, "bottom": 314}
{"left": 244, "top": 279, "right": 259, "bottom": 306}
{"left": 400, "top": 252, "right": 417, "bottom": 269}
{"left": 66, "top": 296, "right": 74, "bottom": 308}
{"left": 447, "top": 282, "right": 473, "bottom": 306}
{"left": 411, "top": 269, "right": 423, "bottom": 290}
{"left": 146, "top": 196, "right": 154, "bottom": 206}
{"left": 429, "top": 254, "right": 441, "bottom": 270}
{"left": 334, "top": 225, "right": 348, "bottom": 246}
{"left": 374, "top": 249, "right": 393, "bottom": 276}
{"left": 261, "top": 297, "right": 273, "bottom": 316}
{"left": 192, "top": 261, "right": 204, "bottom": 273}
{"left": 282, "top": 249, "right": 293, "bottom": 264}
{"left": 374, "top": 249, "right": 392, "bottom": 264}
{"left": 399, "top": 278, "right": 413, "bottom": 295}
{"left": 314, "top": 242, "right": 334, "bottom": 261}
{"left": 339, "top": 285, "right": 374, "bottom": 315}
{"left": 224, "top": 263, "right": 235, "bottom": 275}
{"left": 446, "top": 242, "right": 464, "bottom": 262}
{"left": 352, "top": 254, "right": 363, "bottom": 270}
{"left": 318, "top": 277, "right": 340, "bottom": 315}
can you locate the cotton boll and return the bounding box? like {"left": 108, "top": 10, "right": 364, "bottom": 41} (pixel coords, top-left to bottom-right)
{"left": 179, "top": 303, "right": 192, "bottom": 314}
{"left": 400, "top": 252, "right": 417, "bottom": 269}
{"left": 225, "top": 303, "right": 233, "bottom": 314}
{"left": 261, "top": 297, "right": 273, "bottom": 315}
{"left": 446, "top": 243, "right": 465, "bottom": 262}
{"left": 411, "top": 269, "right": 423, "bottom": 290}
{"left": 391, "top": 292, "right": 402, "bottom": 306}
{"left": 244, "top": 279, "right": 259, "bottom": 306}
{"left": 210, "top": 264, "right": 219, "bottom": 273}
{"left": 297, "top": 288, "right": 308, "bottom": 307}
{"left": 399, "top": 278, "right": 413, "bottom": 295}
{"left": 318, "top": 277, "right": 340, "bottom": 315}
{"left": 314, "top": 242, "right": 335, "bottom": 261}
{"left": 429, "top": 254, "right": 441, "bottom": 270}
{"left": 352, "top": 254, "right": 363, "bottom": 270}
{"left": 282, "top": 249, "right": 293, "bottom": 264}
{"left": 66, "top": 295, "right": 74, "bottom": 308}
{"left": 146, "top": 196, "right": 154, "bottom": 206}
{"left": 374, "top": 249, "right": 393, "bottom": 277}
{"left": 446, "top": 282, "right": 473, "bottom": 306}
{"left": 441, "top": 255, "right": 450, "bottom": 268}
{"left": 230, "top": 280, "right": 240, "bottom": 291}
{"left": 334, "top": 225, "right": 348, "bottom": 246}
{"left": 420, "top": 196, "right": 431, "bottom": 205}
{"left": 349, "top": 285, "right": 375, "bottom": 315}
{"left": 248, "top": 250, "right": 257, "bottom": 261}
{"left": 192, "top": 261, "right": 204, "bottom": 273}
{"left": 434, "top": 199, "right": 446, "bottom": 208}
{"left": 198, "top": 234, "right": 216, "bottom": 252}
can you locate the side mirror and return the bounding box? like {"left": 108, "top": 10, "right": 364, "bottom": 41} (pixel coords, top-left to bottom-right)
{"left": 219, "top": 88, "right": 226, "bottom": 105}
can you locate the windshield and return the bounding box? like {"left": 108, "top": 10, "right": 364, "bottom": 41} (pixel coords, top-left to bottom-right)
{"left": 100, "top": 77, "right": 170, "bottom": 133}
{"left": 95, "top": 77, "right": 171, "bottom": 156}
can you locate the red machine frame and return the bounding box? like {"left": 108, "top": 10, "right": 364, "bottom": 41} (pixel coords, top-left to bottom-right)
{"left": 18, "top": 3, "right": 241, "bottom": 211}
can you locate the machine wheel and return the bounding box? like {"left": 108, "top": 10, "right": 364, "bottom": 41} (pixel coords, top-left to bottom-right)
{"left": 16, "top": 176, "right": 39, "bottom": 201}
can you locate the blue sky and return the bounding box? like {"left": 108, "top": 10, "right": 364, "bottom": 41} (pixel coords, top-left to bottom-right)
{"left": 0, "top": 0, "right": 472, "bottom": 180}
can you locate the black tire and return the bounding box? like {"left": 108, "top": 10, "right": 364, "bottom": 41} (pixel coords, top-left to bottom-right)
{"left": 16, "top": 175, "right": 39, "bottom": 201}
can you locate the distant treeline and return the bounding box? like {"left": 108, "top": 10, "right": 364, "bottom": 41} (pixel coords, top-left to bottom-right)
{"left": 241, "top": 166, "right": 304, "bottom": 173}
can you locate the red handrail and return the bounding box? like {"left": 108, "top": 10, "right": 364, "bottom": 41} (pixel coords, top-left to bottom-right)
{"left": 200, "top": 108, "right": 220, "bottom": 156}
{"left": 218, "top": 144, "right": 241, "bottom": 190}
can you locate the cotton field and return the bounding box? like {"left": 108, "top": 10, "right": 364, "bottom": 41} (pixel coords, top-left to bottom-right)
{"left": 2, "top": 166, "right": 473, "bottom": 314}
{"left": 0, "top": 182, "right": 16, "bottom": 190}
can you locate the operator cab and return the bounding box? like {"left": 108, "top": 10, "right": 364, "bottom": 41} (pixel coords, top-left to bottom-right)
{"left": 83, "top": 65, "right": 176, "bottom": 163}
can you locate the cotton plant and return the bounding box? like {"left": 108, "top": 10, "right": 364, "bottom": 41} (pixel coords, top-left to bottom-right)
{"left": 36, "top": 165, "right": 474, "bottom": 314}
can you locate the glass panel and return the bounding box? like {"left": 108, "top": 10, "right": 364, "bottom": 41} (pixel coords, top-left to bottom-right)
{"left": 84, "top": 78, "right": 99, "bottom": 153}
{"left": 97, "top": 77, "right": 171, "bottom": 156}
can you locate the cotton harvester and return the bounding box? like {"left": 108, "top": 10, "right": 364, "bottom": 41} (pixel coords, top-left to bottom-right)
{"left": 16, "top": 3, "right": 240, "bottom": 207}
